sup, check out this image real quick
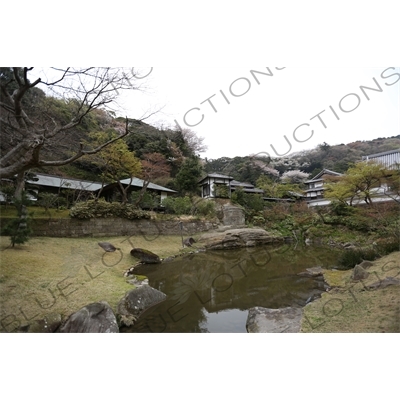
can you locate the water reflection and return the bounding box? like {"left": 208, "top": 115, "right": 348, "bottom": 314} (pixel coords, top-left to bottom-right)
{"left": 123, "top": 245, "right": 341, "bottom": 333}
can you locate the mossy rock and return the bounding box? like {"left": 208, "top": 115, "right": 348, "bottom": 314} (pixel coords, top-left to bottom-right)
{"left": 130, "top": 248, "right": 161, "bottom": 264}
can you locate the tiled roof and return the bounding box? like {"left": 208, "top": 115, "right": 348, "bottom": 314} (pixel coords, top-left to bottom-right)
{"left": 119, "top": 178, "right": 177, "bottom": 193}
{"left": 305, "top": 169, "right": 342, "bottom": 183}
{"left": 25, "top": 174, "right": 176, "bottom": 193}
{"left": 27, "top": 174, "right": 103, "bottom": 192}
{"left": 230, "top": 180, "right": 255, "bottom": 188}
{"left": 363, "top": 148, "right": 400, "bottom": 159}
{"left": 198, "top": 173, "right": 234, "bottom": 183}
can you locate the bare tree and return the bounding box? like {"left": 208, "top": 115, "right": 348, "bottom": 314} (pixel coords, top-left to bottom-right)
{"left": 180, "top": 128, "right": 208, "bottom": 155}
{"left": 0, "top": 67, "right": 156, "bottom": 243}
{"left": 0, "top": 67, "right": 151, "bottom": 180}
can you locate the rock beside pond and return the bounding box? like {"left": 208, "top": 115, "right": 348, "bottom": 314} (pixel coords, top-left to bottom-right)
{"left": 27, "top": 313, "right": 62, "bottom": 333}
{"left": 366, "top": 277, "right": 400, "bottom": 290}
{"left": 298, "top": 266, "right": 324, "bottom": 278}
{"left": 358, "top": 260, "right": 374, "bottom": 269}
{"left": 222, "top": 205, "right": 246, "bottom": 226}
{"left": 343, "top": 242, "right": 357, "bottom": 249}
{"left": 198, "top": 228, "right": 283, "bottom": 250}
{"left": 117, "top": 286, "right": 167, "bottom": 327}
{"left": 351, "top": 265, "right": 370, "bottom": 281}
{"left": 127, "top": 276, "right": 149, "bottom": 287}
{"left": 246, "top": 307, "right": 303, "bottom": 333}
{"left": 98, "top": 242, "right": 119, "bottom": 252}
{"left": 130, "top": 248, "right": 161, "bottom": 264}
{"left": 59, "top": 302, "right": 119, "bottom": 333}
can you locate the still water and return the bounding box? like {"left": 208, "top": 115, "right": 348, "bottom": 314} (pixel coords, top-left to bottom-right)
{"left": 123, "top": 244, "right": 341, "bottom": 333}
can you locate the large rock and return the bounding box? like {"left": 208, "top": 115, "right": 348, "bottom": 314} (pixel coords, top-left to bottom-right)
{"left": 351, "top": 265, "right": 370, "bottom": 281}
{"left": 198, "top": 228, "right": 283, "bottom": 250}
{"left": 130, "top": 248, "right": 161, "bottom": 264}
{"left": 117, "top": 286, "right": 167, "bottom": 327}
{"left": 298, "top": 266, "right": 324, "bottom": 278}
{"left": 246, "top": 307, "right": 303, "bottom": 333}
{"left": 222, "top": 205, "right": 245, "bottom": 226}
{"left": 59, "top": 302, "right": 119, "bottom": 333}
{"left": 367, "top": 277, "right": 400, "bottom": 290}
{"left": 358, "top": 260, "right": 374, "bottom": 269}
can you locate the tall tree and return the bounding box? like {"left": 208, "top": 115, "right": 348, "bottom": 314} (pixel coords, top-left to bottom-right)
{"left": 85, "top": 132, "right": 142, "bottom": 204}
{"left": 325, "top": 161, "right": 390, "bottom": 206}
{"left": 175, "top": 156, "right": 203, "bottom": 194}
{"left": 384, "top": 168, "right": 400, "bottom": 204}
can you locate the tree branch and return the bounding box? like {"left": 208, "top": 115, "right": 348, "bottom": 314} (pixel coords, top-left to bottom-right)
{"left": 0, "top": 67, "right": 155, "bottom": 179}
{"left": 38, "top": 118, "right": 131, "bottom": 167}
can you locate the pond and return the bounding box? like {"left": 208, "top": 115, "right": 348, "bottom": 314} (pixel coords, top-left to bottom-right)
{"left": 123, "top": 244, "right": 342, "bottom": 333}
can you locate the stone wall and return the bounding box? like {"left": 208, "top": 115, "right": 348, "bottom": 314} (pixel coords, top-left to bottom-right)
{"left": 0, "top": 217, "right": 218, "bottom": 238}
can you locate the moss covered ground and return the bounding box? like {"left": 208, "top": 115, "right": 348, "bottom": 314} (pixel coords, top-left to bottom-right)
{"left": 0, "top": 235, "right": 192, "bottom": 332}
{"left": 301, "top": 252, "right": 400, "bottom": 333}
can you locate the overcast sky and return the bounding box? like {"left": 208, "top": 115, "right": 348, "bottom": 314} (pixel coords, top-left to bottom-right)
{"left": 115, "top": 67, "right": 400, "bottom": 160}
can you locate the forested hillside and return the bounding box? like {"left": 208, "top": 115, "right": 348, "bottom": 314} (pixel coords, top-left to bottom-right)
{"left": 59, "top": 116, "right": 203, "bottom": 186}
{"left": 204, "top": 136, "right": 400, "bottom": 185}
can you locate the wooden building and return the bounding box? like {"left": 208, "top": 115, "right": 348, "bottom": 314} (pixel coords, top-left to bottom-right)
{"left": 199, "top": 173, "right": 264, "bottom": 199}
{"left": 304, "top": 169, "right": 343, "bottom": 202}
{"left": 0, "top": 174, "right": 176, "bottom": 205}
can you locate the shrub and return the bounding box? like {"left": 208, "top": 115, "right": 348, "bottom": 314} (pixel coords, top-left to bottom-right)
{"left": 1, "top": 192, "right": 34, "bottom": 246}
{"left": 161, "top": 196, "right": 192, "bottom": 215}
{"left": 338, "top": 248, "right": 376, "bottom": 270}
{"left": 1, "top": 203, "right": 33, "bottom": 247}
{"left": 192, "top": 198, "right": 216, "bottom": 218}
{"left": 338, "top": 239, "right": 399, "bottom": 270}
{"left": 70, "top": 199, "right": 150, "bottom": 220}
{"left": 37, "top": 193, "right": 59, "bottom": 211}
{"left": 215, "top": 184, "right": 230, "bottom": 199}
{"left": 252, "top": 215, "right": 266, "bottom": 226}
{"left": 1, "top": 217, "right": 32, "bottom": 247}
{"left": 231, "top": 187, "right": 246, "bottom": 207}
{"left": 246, "top": 194, "right": 265, "bottom": 212}
{"left": 232, "top": 188, "right": 264, "bottom": 222}
{"left": 330, "top": 201, "right": 355, "bottom": 216}
{"left": 130, "top": 191, "right": 160, "bottom": 210}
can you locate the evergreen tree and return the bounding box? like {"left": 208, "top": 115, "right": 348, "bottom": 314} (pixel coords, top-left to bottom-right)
{"left": 175, "top": 156, "right": 203, "bottom": 194}
{"left": 1, "top": 193, "right": 32, "bottom": 247}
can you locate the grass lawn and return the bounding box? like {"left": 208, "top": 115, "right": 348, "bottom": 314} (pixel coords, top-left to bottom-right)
{"left": 0, "top": 234, "right": 189, "bottom": 332}
{"left": 0, "top": 205, "right": 70, "bottom": 219}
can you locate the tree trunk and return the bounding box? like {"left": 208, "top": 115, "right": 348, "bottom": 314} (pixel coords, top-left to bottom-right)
{"left": 134, "top": 181, "right": 150, "bottom": 208}
{"left": 14, "top": 172, "right": 28, "bottom": 243}
{"left": 14, "top": 172, "right": 25, "bottom": 205}
{"left": 117, "top": 180, "right": 130, "bottom": 204}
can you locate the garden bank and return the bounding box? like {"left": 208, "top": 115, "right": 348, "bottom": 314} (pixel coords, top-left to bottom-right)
{"left": 0, "top": 217, "right": 218, "bottom": 238}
